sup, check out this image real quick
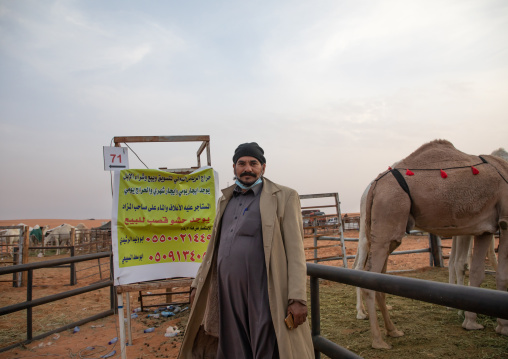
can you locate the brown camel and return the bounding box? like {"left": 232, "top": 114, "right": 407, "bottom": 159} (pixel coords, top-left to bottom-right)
{"left": 362, "top": 139, "right": 508, "bottom": 349}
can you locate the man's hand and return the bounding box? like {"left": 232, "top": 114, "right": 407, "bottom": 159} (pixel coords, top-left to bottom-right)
{"left": 190, "top": 287, "right": 197, "bottom": 307}
{"left": 287, "top": 301, "right": 307, "bottom": 329}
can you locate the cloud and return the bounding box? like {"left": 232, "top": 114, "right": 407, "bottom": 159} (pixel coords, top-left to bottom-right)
{"left": 1, "top": 0, "right": 508, "bottom": 218}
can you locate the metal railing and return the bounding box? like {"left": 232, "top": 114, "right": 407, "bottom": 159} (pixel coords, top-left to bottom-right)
{"left": 320, "top": 233, "right": 443, "bottom": 273}
{"left": 0, "top": 252, "right": 115, "bottom": 353}
{"left": 307, "top": 263, "right": 508, "bottom": 359}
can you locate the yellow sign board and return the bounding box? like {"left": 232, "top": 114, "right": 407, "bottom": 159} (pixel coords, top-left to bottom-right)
{"left": 114, "top": 168, "right": 215, "bottom": 271}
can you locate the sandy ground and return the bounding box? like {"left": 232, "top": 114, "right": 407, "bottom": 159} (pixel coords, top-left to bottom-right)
{"left": 0, "top": 219, "right": 467, "bottom": 359}
{"left": 0, "top": 219, "right": 109, "bottom": 229}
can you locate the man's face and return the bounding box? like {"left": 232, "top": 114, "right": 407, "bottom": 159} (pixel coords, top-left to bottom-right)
{"left": 233, "top": 156, "right": 266, "bottom": 186}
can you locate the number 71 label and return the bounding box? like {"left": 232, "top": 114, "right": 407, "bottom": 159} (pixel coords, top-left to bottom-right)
{"left": 103, "top": 146, "right": 129, "bottom": 171}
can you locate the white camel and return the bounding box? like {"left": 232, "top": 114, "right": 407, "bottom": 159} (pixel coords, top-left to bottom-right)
{"left": 447, "top": 148, "right": 507, "bottom": 326}
{"left": 29, "top": 225, "right": 51, "bottom": 248}
{"left": 449, "top": 149, "right": 507, "bottom": 287}
{"left": 44, "top": 224, "right": 73, "bottom": 255}
{"left": 0, "top": 224, "right": 31, "bottom": 257}
{"left": 448, "top": 235, "right": 497, "bottom": 287}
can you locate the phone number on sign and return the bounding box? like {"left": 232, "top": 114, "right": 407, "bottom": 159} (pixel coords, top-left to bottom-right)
{"left": 145, "top": 233, "right": 211, "bottom": 243}
{"left": 148, "top": 250, "right": 206, "bottom": 263}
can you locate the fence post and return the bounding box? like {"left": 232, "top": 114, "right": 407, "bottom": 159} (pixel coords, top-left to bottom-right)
{"left": 27, "top": 269, "right": 33, "bottom": 340}
{"left": 98, "top": 258, "right": 103, "bottom": 280}
{"left": 70, "top": 246, "right": 76, "bottom": 286}
{"left": 12, "top": 247, "right": 19, "bottom": 288}
{"left": 310, "top": 275, "right": 321, "bottom": 359}
{"left": 70, "top": 227, "right": 75, "bottom": 248}
{"left": 110, "top": 256, "right": 116, "bottom": 313}
{"left": 313, "top": 217, "right": 318, "bottom": 264}
{"left": 21, "top": 226, "right": 30, "bottom": 286}
{"left": 428, "top": 234, "right": 444, "bottom": 267}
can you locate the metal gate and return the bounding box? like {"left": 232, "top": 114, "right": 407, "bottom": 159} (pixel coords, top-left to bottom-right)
{"left": 300, "top": 193, "right": 349, "bottom": 268}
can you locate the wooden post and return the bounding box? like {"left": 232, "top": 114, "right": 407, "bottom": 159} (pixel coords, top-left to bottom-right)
{"left": 139, "top": 291, "right": 145, "bottom": 311}
{"left": 126, "top": 293, "right": 133, "bottom": 345}
{"left": 70, "top": 246, "right": 76, "bottom": 285}
{"left": 98, "top": 258, "right": 103, "bottom": 280}
{"left": 70, "top": 227, "right": 75, "bottom": 247}
{"left": 21, "top": 226, "right": 30, "bottom": 286}
{"left": 117, "top": 292, "right": 127, "bottom": 359}
{"left": 166, "top": 287, "right": 173, "bottom": 304}
{"left": 12, "top": 247, "right": 19, "bottom": 287}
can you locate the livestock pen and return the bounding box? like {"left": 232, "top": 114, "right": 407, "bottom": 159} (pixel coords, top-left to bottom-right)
{"left": 1, "top": 221, "right": 504, "bottom": 358}
{"left": 0, "top": 252, "right": 114, "bottom": 353}
{"left": 308, "top": 264, "right": 508, "bottom": 358}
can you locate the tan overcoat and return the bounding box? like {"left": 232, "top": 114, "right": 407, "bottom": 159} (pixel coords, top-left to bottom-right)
{"left": 178, "top": 177, "right": 314, "bottom": 359}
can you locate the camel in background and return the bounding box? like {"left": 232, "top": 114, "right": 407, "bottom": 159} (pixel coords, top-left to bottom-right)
{"left": 361, "top": 139, "right": 508, "bottom": 349}
{"left": 447, "top": 148, "right": 507, "bottom": 324}
{"left": 44, "top": 224, "right": 73, "bottom": 255}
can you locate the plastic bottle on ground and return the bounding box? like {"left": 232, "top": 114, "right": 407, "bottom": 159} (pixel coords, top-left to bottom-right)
{"left": 101, "top": 350, "right": 116, "bottom": 358}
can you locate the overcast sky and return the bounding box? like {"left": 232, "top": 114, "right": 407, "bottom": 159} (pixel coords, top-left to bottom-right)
{"left": 1, "top": 0, "right": 507, "bottom": 220}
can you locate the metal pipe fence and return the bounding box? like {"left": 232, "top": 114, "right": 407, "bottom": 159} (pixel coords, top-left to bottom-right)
{"left": 307, "top": 263, "right": 508, "bottom": 359}
{"left": 318, "top": 234, "right": 441, "bottom": 272}
{"left": 0, "top": 252, "right": 115, "bottom": 353}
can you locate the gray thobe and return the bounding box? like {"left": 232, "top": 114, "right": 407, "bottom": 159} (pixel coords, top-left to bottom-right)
{"left": 216, "top": 182, "right": 279, "bottom": 359}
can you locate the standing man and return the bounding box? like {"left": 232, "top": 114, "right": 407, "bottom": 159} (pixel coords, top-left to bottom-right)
{"left": 179, "top": 142, "right": 313, "bottom": 359}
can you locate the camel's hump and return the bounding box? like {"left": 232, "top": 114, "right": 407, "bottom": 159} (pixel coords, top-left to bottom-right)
{"left": 397, "top": 139, "right": 479, "bottom": 170}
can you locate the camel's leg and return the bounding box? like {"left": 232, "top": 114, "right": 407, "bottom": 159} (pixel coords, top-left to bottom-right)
{"left": 449, "top": 236, "right": 472, "bottom": 312}
{"left": 376, "top": 253, "right": 403, "bottom": 339}
{"left": 364, "top": 240, "right": 404, "bottom": 349}
{"left": 362, "top": 243, "right": 390, "bottom": 349}
{"left": 354, "top": 236, "right": 369, "bottom": 319}
{"left": 363, "top": 286, "right": 389, "bottom": 349}
{"left": 364, "top": 179, "right": 408, "bottom": 349}
{"left": 376, "top": 289, "right": 403, "bottom": 338}
{"left": 466, "top": 236, "right": 473, "bottom": 272}
{"left": 55, "top": 237, "right": 60, "bottom": 256}
{"left": 462, "top": 233, "right": 490, "bottom": 330}
{"left": 356, "top": 287, "right": 368, "bottom": 319}
{"left": 495, "top": 219, "right": 508, "bottom": 335}
{"left": 355, "top": 185, "right": 370, "bottom": 320}
{"left": 449, "top": 236, "right": 473, "bottom": 286}
{"left": 43, "top": 237, "right": 49, "bottom": 256}
{"left": 487, "top": 235, "right": 498, "bottom": 271}
{"left": 448, "top": 237, "right": 458, "bottom": 286}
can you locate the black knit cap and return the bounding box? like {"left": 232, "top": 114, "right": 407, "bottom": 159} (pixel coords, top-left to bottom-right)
{"left": 233, "top": 142, "right": 266, "bottom": 164}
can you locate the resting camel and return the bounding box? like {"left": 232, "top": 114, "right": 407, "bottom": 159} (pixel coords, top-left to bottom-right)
{"left": 361, "top": 139, "right": 508, "bottom": 349}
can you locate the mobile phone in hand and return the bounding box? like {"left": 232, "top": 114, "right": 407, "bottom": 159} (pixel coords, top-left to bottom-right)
{"left": 285, "top": 313, "right": 294, "bottom": 329}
